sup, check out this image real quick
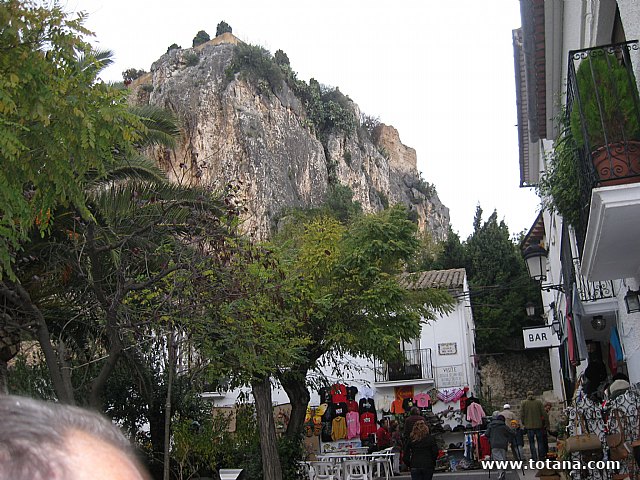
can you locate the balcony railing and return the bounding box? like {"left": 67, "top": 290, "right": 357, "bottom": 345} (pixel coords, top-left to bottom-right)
{"left": 374, "top": 348, "right": 433, "bottom": 383}
{"left": 560, "top": 222, "right": 615, "bottom": 302}
{"left": 566, "top": 41, "right": 640, "bottom": 251}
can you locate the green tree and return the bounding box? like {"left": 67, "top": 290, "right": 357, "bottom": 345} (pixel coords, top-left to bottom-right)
{"left": 274, "top": 49, "right": 290, "bottom": 67}
{"left": 273, "top": 205, "right": 453, "bottom": 439}
{"left": 166, "top": 43, "right": 181, "bottom": 53}
{"left": 122, "top": 67, "right": 146, "bottom": 83}
{"left": 465, "top": 206, "right": 541, "bottom": 353}
{"left": 216, "top": 20, "right": 232, "bottom": 37}
{"left": 196, "top": 241, "right": 307, "bottom": 480}
{"left": 192, "top": 30, "right": 210, "bottom": 47}
{"left": 0, "top": 0, "right": 141, "bottom": 278}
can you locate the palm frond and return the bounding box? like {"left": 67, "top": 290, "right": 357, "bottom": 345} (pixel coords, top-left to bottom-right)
{"left": 130, "top": 105, "right": 181, "bottom": 148}
{"left": 76, "top": 48, "right": 114, "bottom": 75}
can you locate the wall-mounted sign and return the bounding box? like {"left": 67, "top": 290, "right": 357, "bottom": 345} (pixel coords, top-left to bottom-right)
{"left": 438, "top": 342, "right": 457, "bottom": 355}
{"left": 523, "top": 325, "right": 560, "bottom": 349}
{"left": 436, "top": 364, "right": 465, "bottom": 388}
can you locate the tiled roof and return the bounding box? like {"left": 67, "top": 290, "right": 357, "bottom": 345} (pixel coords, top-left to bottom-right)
{"left": 399, "top": 268, "right": 466, "bottom": 291}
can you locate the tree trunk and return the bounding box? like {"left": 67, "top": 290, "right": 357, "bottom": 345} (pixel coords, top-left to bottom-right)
{"left": 279, "top": 370, "right": 310, "bottom": 439}
{"left": 163, "top": 331, "right": 176, "bottom": 480}
{"left": 0, "top": 359, "right": 7, "bottom": 394}
{"left": 251, "top": 376, "right": 283, "bottom": 480}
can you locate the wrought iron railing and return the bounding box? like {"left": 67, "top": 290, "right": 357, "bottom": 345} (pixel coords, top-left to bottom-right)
{"left": 560, "top": 222, "right": 615, "bottom": 302}
{"left": 566, "top": 41, "right": 640, "bottom": 251}
{"left": 374, "top": 348, "right": 433, "bottom": 383}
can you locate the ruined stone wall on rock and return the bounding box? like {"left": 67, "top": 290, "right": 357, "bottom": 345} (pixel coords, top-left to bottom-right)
{"left": 129, "top": 33, "right": 450, "bottom": 241}
{"left": 478, "top": 351, "right": 554, "bottom": 411}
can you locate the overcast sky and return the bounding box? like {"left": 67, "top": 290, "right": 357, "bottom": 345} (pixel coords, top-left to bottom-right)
{"left": 70, "top": 0, "right": 541, "bottom": 240}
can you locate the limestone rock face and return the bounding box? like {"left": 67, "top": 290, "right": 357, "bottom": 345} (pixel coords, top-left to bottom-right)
{"left": 132, "top": 36, "right": 450, "bottom": 240}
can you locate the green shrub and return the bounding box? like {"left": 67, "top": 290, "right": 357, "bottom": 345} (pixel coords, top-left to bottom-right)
{"left": 184, "top": 52, "right": 199, "bottom": 67}
{"left": 274, "top": 49, "right": 290, "bottom": 67}
{"left": 537, "top": 121, "right": 584, "bottom": 227}
{"left": 167, "top": 43, "right": 181, "bottom": 53}
{"left": 192, "top": 30, "right": 210, "bottom": 47}
{"left": 226, "top": 43, "right": 285, "bottom": 94}
{"left": 343, "top": 151, "right": 352, "bottom": 166}
{"left": 122, "top": 68, "right": 146, "bottom": 83}
{"left": 216, "top": 21, "right": 232, "bottom": 37}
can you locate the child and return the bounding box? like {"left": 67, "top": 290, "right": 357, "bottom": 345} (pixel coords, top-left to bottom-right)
{"left": 510, "top": 419, "right": 525, "bottom": 460}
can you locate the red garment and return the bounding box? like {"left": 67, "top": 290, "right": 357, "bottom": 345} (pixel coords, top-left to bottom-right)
{"left": 330, "top": 383, "right": 348, "bottom": 403}
{"left": 376, "top": 426, "right": 392, "bottom": 448}
{"left": 479, "top": 434, "right": 491, "bottom": 459}
{"left": 360, "top": 412, "right": 377, "bottom": 440}
{"left": 346, "top": 400, "right": 359, "bottom": 412}
{"left": 390, "top": 398, "right": 405, "bottom": 414}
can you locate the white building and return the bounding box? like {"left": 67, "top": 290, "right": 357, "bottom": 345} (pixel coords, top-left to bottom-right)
{"left": 207, "top": 268, "right": 478, "bottom": 442}
{"left": 514, "top": 0, "right": 640, "bottom": 401}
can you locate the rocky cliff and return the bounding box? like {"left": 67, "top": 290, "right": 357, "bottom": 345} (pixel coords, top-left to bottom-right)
{"left": 131, "top": 34, "right": 450, "bottom": 240}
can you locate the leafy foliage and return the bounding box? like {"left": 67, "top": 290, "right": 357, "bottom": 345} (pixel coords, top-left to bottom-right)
{"left": 192, "top": 29, "right": 210, "bottom": 47}
{"left": 122, "top": 68, "right": 147, "bottom": 83}
{"left": 0, "top": 0, "right": 141, "bottom": 278}
{"left": 570, "top": 52, "right": 640, "bottom": 149}
{"left": 274, "top": 49, "right": 290, "bottom": 67}
{"left": 537, "top": 120, "right": 585, "bottom": 228}
{"left": 464, "top": 206, "right": 542, "bottom": 353}
{"left": 226, "top": 43, "right": 285, "bottom": 94}
{"left": 167, "top": 43, "right": 181, "bottom": 53}
{"left": 216, "top": 20, "right": 232, "bottom": 37}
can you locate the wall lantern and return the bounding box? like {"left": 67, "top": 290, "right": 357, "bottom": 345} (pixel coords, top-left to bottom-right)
{"left": 625, "top": 288, "right": 640, "bottom": 314}
{"left": 525, "top": 302, "right": 536, "bottom": 318}
{"left": 591, "top": 315, "right": 606, "bottom": 331}
{"left": 550, "top": 301, "right": 562, "bottom": 341}
{"left": 523, "top": 244, "right": 548, "bottom": 282}
{"left": 551, "top": 319, "right": 562, "bottom": 340}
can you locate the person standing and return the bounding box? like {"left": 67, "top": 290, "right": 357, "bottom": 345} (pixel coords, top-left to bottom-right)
{"left": 520, "top": 390, "right": 546, "bottom": 460}
{"left": 403, "top": 406, "right": 424, "bottom": 442}
{"left": 499, "top": 403, "right": 516, "bottom": 424}
{"left": 486, "top": 414, "right": 514, "bottom": 480}
{"left": 375, "top": 418, "right": 392, "bottom": 450}
{"left": 403, "top": 420, "right": 439, "bottom": 480}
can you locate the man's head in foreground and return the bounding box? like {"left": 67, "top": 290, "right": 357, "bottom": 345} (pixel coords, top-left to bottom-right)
{"left": 0, "top": 395, "right": 149, "bottom": 480}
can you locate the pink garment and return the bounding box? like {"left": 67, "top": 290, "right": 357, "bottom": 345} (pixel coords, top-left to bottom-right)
{"left": 466, "top": 402, "right": 485, "bottom": 427}
{"left": 414, "top": 392, "right": 430, "bottom": 408}
{"left": 346, "top": 411, "right": 361, "bottom": 439}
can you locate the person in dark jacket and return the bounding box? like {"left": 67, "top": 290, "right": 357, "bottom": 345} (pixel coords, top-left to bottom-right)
{"left": 403, "top": 419, "right": 439, "bottom": 480}
{"left": 486, "top": 415, "right": 514, "bottom": 480}
{"left": 403, "top": 406, "right": 424, "bottom": 442}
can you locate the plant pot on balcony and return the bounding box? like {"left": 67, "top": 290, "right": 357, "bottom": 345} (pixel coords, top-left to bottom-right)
{"left": 591, "top": 140, "right": 640, "bottom": 185}
{"left": 570, "top": 45, "right": 640, "bottom": 186}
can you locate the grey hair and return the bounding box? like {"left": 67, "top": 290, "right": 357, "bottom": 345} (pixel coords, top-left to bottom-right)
{"left": 0, "top": 395, "right": 141, "bottom": 480}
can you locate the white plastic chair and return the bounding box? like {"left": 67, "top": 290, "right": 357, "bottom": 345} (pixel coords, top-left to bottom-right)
{"left": 369, "top": 453, "right": 393, "bottom": 479}
{"left": 343, "top": 459, "right": 371, "bottom": 480}
{"left": 308, "top": 461, "right": 338, "bottom": 480}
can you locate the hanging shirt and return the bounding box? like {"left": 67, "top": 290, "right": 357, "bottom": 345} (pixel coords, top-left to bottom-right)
{"left": 390, "top": 398, "right": 405, "bottom": 414}
{"left": 402, "top": 397, "right": 415, "bottom": 411}
{"left": 346, "top": 399, "right": 359, "bottom": 412}
{"left": 360, "top": 412, "right": 377, "bottom": 440}
{"left": 346, "top": 411, "right": 361, "bottom": 439}
{"left": 331, "top": 416, "right": 347, "bottom": 441}
{"left": 359, "top": 397, "right": 377, "bottom": 415}
{"left": 346, "top": 386, "right": 358, "bottom": 401}
{"left": 414, "top": 392, "right": 430, "bottom": 408}
{"left": 466, "top": 402, "right": 486, "bottom": 427}
{"left": 330, "top": 383, "right": 347, "bottom": 403}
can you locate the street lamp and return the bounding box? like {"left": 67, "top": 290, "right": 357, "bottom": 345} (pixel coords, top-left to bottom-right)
{"left": 522, "top": 244, "right": 564, "bottom": 292}
{"left": 525, "top": 302, "right": 536, "bottom": 318}
{"left": 523, "top": 244, "right": 548, "bottom": 282}
{"left": 624, "top": 288, "right": 640, "bottom": 314}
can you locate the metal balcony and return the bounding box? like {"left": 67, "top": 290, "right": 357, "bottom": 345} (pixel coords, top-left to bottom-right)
{"left": 374, "top": 348, "right": 433, "bottom": 383}
{"left": 565, "top": 41, "right": 640, "bottom": 253}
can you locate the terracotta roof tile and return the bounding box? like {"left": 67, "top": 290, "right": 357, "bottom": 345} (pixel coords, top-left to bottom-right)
{"left": 399, "top": 268, "right": 466, "bottom": 292}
